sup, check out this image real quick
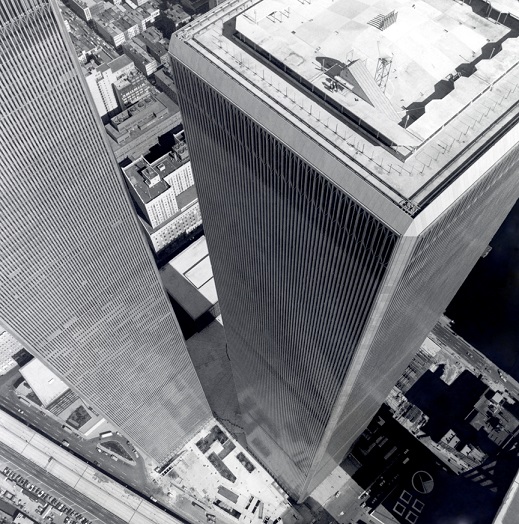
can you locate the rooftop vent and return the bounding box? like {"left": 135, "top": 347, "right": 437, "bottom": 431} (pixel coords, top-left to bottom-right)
{"left": 368, "top": 10, "right": 398, "bottom": 31}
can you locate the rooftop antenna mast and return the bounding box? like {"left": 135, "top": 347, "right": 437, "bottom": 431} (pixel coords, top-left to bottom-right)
{"left": 375, "top": 41, "right": 393, "bottom": 93}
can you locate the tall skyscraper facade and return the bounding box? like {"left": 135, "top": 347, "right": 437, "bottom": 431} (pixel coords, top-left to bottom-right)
{"left": 170, "top": 0, "right": 519, "bottom": 500}
{"left": 0, "top": 0, "right": 211, "bottom": 463}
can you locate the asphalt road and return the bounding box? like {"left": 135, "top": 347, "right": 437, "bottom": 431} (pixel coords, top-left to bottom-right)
{"left": 0, "top": 440, "right": 126, "bottom": 524}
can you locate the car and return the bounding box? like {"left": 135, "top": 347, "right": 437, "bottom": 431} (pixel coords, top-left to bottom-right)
{"left": 135, "top": 451, "right": 139, "bottom": 458}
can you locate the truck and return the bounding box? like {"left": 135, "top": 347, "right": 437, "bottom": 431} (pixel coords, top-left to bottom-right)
{"left": 99, "top": 431, "right": 113, "bottom": 439}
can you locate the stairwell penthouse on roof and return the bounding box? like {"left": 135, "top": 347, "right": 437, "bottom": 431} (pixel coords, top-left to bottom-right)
{"left": 174, "top": 0, "right": 519, "bottom": 210}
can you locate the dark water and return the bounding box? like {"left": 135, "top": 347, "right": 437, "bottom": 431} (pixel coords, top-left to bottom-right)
{"left": 446, "top": 199, "right": 519, "bottom": 380}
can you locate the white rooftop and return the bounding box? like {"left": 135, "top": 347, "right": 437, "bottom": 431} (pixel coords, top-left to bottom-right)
{"left": 20, "top": 359, "right": 69, "bottom": 407}
{"left": 168, "top": 236, "right": 218, "bottom": 305}
{"left": 236, "top": 0, "right": 506, "bottom": 145}
{"left": 175, "top": 0, "right": 519, "bottom": 208}
{"left": 491, "top": 0, "right": 519, "bottom": 19}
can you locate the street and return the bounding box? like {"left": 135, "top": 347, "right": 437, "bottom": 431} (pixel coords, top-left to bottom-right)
{"left": 0, "top": 440, "right": 125, "bottom": 524}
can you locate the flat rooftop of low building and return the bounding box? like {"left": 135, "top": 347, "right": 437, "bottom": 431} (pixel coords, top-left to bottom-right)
{"left": 177, "top": 183, "right": 197, "bottom": 209}
{"left": 160, "top": 236, "right": 218, "bottom": 320}
{"left": 123, "top": 150, "right": 189, "bottom": 203}
{"left": 109, "top": 53, "right": 133, "bottom": 73}
{"left": 124, "top": 158, "right": 170, "bottom": 203}
{"left": 19, "top": 359, "right": 69, "bottom": 407}
{"left": 73, "top": 0, "right": 101, "bottom": 8}
{"left": 176, "top": 0, "right": 519, "bottom": 209}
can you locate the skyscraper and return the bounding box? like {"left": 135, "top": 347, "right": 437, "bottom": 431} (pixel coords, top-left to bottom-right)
{"left": 0, "top": 0, "right": 211, "bottom": 463}
{"left": 170, "top": 0, "right": 519, "bottom": 500}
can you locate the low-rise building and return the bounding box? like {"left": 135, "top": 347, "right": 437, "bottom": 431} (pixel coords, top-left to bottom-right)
{"left": 127, "top": 0, "right": 150, "bottom": 6}
{"left": 109, "top": 53, "right": 135, "bottom": 79}
{"left": 68, "top": 0, "right": 104, "bottom": 21}
{"left": 122, "top": 39, "right": 158, "bottom": 76}
{"left": 160, "top": 236, "right": 220, "bottom": 335}
{"left": 19, "top": 359, "right": 70, "bottom": 408}
{"left": 0, "top": 331, "right": 22, "bottom": 375}
{"left": 140, "top": 25, "right": 162, "bottom": 43}
{"left": 180, "top": 0, "right": 209, "bottom": 15}
{"left": 156, "top": 4, "right": 191, "bottom": 36}
{"left": 139, "top": 27, "right": 169, "bottom": 65}
{"left": 114, "top": 70, "right": 151, "bottom": 109}
{"left": 84, "top": 62, "right": 118, "bottom": 117}
{"left": 105, "top": 93, "right": 182, "bottom": 161}
{"left": 166, "top": 4, "right": 191, "bottom": 25}
{"left": 154, "top": 68, "right": 178, "bottom": 104}
{"left": 124, "top": 158, "right": 179, "bottom": 229}
{"left": 209, "top": 0, "right": 226, "bottom": 8}
{"left": 144, "top": 198, "right": 202, "bottom": 254}
{"left": 122, "top": 141, "right": 192, "bottom": 228}
{"left": 14, "top": 513, "right": 37, "bottom": 524}
{"left": 92, "top": 1, "right": 159, "bottom": 47}
{"left": 123, "top": 141, "right": 202, "bottom": 253}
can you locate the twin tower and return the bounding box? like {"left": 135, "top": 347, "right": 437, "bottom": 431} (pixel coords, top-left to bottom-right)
{"left": 2, "top": 0, "right": 519, "bottom": 502}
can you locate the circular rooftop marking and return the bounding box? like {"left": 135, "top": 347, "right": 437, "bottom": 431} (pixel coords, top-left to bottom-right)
{"left": 412, "top": 471, "right": 434, "bottom": 494}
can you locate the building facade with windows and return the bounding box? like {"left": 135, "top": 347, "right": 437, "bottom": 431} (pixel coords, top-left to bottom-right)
{"left": 0, "top": 331, "right": 22, "bottom": 376}
{"left": 84, "top": 63, "right": 118, "bottom": 117}
{"left": 170, "top": 0, "right": 519, "bottom": 500}
{"left": 0, "top": 0, "right": 211, "bottom": 464}
{"left": 123, "top": 144, "right": 202, "bottom": 254}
